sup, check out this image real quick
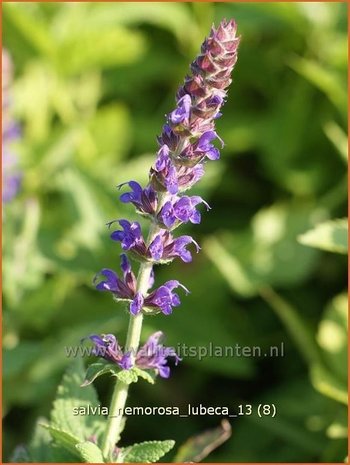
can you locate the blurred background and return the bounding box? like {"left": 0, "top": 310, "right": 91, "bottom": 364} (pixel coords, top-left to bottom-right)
{"left": 2, "top": 2, "right": 348, "bottom": 462}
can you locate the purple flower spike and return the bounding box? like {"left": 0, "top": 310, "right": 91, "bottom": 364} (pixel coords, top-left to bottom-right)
{"left": 93, "top": 21, "right": 239, "bottom": 388}
{"left": 150, "top": 19, "right": 239, "bottom": 190}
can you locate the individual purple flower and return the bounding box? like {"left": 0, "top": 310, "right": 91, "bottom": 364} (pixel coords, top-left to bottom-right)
{"left": 110, "top": 220, "right": 147, "bottom": 256}
{"left": 118, "top": 181, "right": 157, "bottom": 215}
{"left": 148, "top": 230, "right": 200, "bottom": 263}
{"left": 83, "top": 333, "right": 124, "bottom": 364}
{"left": 135, "top": 331, "right": 181, "bottom": 378}
{"left": 179, "top": 130, "right": 223, "bottom": 163}
{"left": 152, "top": 145, "right": 179, "bottom": 194}
{"left": 144, "top": 280, "right": 190, "bottom": 315}
{"left": 169, "top": 94, "right": 191, "bottom": 126}
{"left": 94, "top": 254, "right": 137, "bottom": 300}
{"left": 85, "top": 331, "right": 180, "bottom": 378}
{"left": 158, "top": 195, "right": 210, "bottom": 228}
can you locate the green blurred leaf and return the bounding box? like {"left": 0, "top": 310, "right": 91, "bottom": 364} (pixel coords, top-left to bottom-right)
{"left": 289, "top": 56, "right": 347, "bottom": 117}
{"left": 298, "top": 218, "right": 348, "bottom": 254}
{"left": 119, "top": 440, "right": 175, "bottom": 463}
{"left": 75, "top": 441, "right": 104, "bottom": 463}
{"left": 81, "top": 362, "right": 118, "bottom": 387}
{"left": 311, "top": 293, "right": 348, "bottom": 405}
{"left": 40, "top": 424, "right": 81, "bottom": 458}
{"left": 51, "top": 358, "right": 104, "bottom": 440}
{"left": 174, "top": 420, "right": 231, "bottom": 462}
{"left": 323, "top": 121, "right": 348, "bottom": 163}
{"left": 3, "top": 3, "right": 56, "bottom": 58}
{"left": 311, "top": 364, "right": 347, "bottom": 405}
{"left": 56, "top": 27, "right": 146, "bottom": 75}
{"left": 206, "top": 203, "right": 320, "bottom": 294}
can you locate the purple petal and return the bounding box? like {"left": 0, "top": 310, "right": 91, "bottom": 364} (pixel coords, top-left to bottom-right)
{"left": 130, "top": 292, "right": 144, "bottom": 315}
{"left": 169, "top": 94, "right": 191, "bottom": 124}
{"left": 206, "top": 147, "right": 220, "bottom": 160}
{"left": 149, "top": 235, "right": 164, "bottom": 261}
{"left": 94, "top": 269, "right": 119, "bottom": 292}
{"left": 155, "top": 145, "right": 170, "bottom": 171}
{"left": 165, "top": 165, "right": 178, "bottom": 195}
{"left": 120, "top": 254, "right": 131, "bottom": 275}
{"left": 158, "top": 365, "right": 171, "bottom": 378}
{"left": 160, "top": 202, "right": 176, "bottom": 228}
{"left": 119, "top": 352, "right": 133, "bottom": 370}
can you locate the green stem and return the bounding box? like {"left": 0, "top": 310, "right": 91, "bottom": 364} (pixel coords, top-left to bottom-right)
{"left": 101, "top": 221, "right": 160, "bottom": 460}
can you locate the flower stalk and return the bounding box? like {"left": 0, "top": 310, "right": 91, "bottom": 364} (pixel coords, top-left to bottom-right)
{"left": 101, "top": 224, "right": 159, "bottom": 458}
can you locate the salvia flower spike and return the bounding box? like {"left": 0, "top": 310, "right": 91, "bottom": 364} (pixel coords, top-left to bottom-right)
{"left": 94, "top": 18, "right": 239, "bottom": 322}
{"left": 91, "top": 19, "right": 239, "bottom": 458}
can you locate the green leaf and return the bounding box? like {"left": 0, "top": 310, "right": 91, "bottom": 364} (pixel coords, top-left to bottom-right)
{"left": 311, "top": 363, "right": 347, "bottom": 405}
{"left": 51, "top": 358, "right": 105, "bottom": 441}
{"left": 205, "top": 203, "right": 320, "bottom": 295}
{"left": 56, "top": 27, "right": 146, "bottom": 75}
{"left": 326, "top": 409, "right": 348, "bottom": 439}
{"left": 323, "top": 121, "right": 348, "bottom": 163}
{"left": 120, "top": 440, "right": 175, "bottom": 463}
{"left": 174, "top": 420, "right": 231, "bottom": 462}
{"left": 28, "top": 418, "right": 55, "bottom": 462}
{"left": 311, "top": 293, "right": 348, "bottom": 405}
{"left": 26, "top": 417, "right": 80, "bottom": 462}
{"left": 115, "top": 368, "right": 138, "bottom": 385}
{"left": 40, "top": 424, "right": 81, "bottom": 458}
{"left": 81, "top": 362, "right": 118, "bottom": 387}
{"left": 288, "top": 56, "right": 347, "bottom": 117}
{"left": 298, "top": 218, "right": 348, "bottom": 254}
{"left": 133, "top": 367, "right": 156, "bottom": 384}
{"left": 76, "top": 441, "right": 104, "bottom": 463}
{"left": 317, "top": 293, "right": 348, "bottom": 382}
{"left": 3, "top": 3, "right": 56, "bottom": 58}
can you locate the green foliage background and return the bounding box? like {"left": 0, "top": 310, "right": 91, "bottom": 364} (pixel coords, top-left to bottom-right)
{"left": 3, "top": 2, "right": 347, "bottom": 462}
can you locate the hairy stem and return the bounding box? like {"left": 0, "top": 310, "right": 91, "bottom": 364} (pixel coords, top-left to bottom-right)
{"left": 101, "top": 221, "right": 160, "bottom": 459}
